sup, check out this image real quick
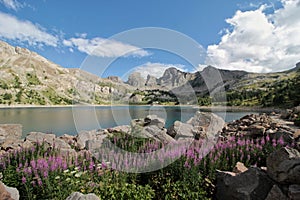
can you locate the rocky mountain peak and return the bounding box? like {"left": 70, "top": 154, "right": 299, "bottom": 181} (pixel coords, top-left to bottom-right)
{"left": 126, "top": 72, "right": 146, "bottom": 87}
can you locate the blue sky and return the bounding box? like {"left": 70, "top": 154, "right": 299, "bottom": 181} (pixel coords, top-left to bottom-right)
{"left": 0, "top": 0, "right": 299, "bottom": 79}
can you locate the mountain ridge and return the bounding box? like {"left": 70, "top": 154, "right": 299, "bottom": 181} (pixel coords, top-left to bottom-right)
{"left": 0, "top": 40, "right": 299, "bottom": 107}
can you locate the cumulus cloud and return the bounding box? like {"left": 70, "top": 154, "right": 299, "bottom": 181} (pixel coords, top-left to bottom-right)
{"left": 63, "top": 37, "right": 150, "bottom": 58}
{"left": 0, "top": 0, "right": 22, "bottom": 11}
{"left": 133, "top": 62, "right": 187, "bottom": 79}
{"left": 0, "top": 12, "right": 58, "bottom": 47}
{"left": 206, "top": 0, "right": 300, "bottom": 72}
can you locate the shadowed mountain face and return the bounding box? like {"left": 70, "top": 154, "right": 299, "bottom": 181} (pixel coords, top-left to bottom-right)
{"left": 126, "top": 65, "right": 249, "bottom": 95}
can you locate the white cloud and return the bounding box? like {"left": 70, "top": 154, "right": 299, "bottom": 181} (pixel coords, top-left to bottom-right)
{"left": 63, "top": 37, "right": 150, "bottom": 58}
{"left": 206, "top": 0, "right": 300, "bottom": 72}
{"left": 0, "top": 0, "right": 22, "bottom": 11}
{"left": 133, "top": 62, "right": 187, "bottom": 79}
{"left": 0, "top": 12, "right": 58, "bottom": 47}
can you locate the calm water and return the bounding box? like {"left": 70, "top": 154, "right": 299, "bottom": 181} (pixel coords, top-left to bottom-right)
{"left": 0, "top": 106, "right": 258, "bottom": 138}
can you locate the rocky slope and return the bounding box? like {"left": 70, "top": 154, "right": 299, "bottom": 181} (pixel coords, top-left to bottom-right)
{"left": 0, "top": 41, "right": 133, "bottom": 105}
{"left": 127, "top": 63, "right": 300, "bottom": 106}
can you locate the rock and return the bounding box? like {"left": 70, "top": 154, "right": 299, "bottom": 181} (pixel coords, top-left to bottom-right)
{"left": 59, "top": 134, "right": 76, "bottom": 147}
{"left": 157, "top": 67, "right": 190, "bottom": 88}
{"left": 281, "top": 110, "right": 292, "bottom": 119}
{"left": 53, "top": 138, "right": 71, "bottom": 149}
{"left": 167, "top": 121, "right": 194, "bottom": 138}
{"left": 1, "top": 139, "right": 23, "bottom": 150}
{"left": 60, "top": 148, "right": 77, "bottom": 158}
{"left": 65, "top": 192, "right": 99, "bottom": 200}
{"left": 107, "top": 76, "right": 122, "bottom": 83}
{"left": 267, "top": 147, "right": 300, "bottom": 184}
{"left": 288, "top": 184, "right": 300, "bottom": 200}
{"left": 145, "top": 115, "right": 165, "bottom": 129}
{"left": 145, "top": 75, "right": 158, "bottom": 87}
{"left": 265, "top": 185, "right": 288, "bottom": 200}
{"left": 126, "top": 72, "right": 146, "bottom": 87}
{"left": 141, "top": 125, "right": 175, "bottom": 143}
{"left": 270, "top": 131, "right": 294, "bottom": 144}
{"left": 294, "top": 130, "right": 300, "bottom": 140}
{"left": 187, "top": 111, "right": 225, "bottom": 138}
{"left": 215, "top": 167, "right": 274, "bottom": 200}
{"left": 107, "top": 125, "right": 130, "bottom": 133}
{"left": 86, "top": 135, "right": 108, "bottom": 152}
{"left": 293, "top": 106, "right": 300, "bottom": 115}
{"left": 233, "top": 162, "right": 248, "bottom": 173}
{"left": 76, "top": 130, "right": 97, "bottom": 149}
{"left": 0, "top": 124, "right": 22, "bottom": 145}
{"left": 22, "top": 140, "right": 34, "bottom": 149}
{"left": 244, "top": 125, "right": 266, "bottom": 136}
{"left": 0, "top": 181, "right": 19, "bottom": 200}
{"left": 25, "top": 132, "right": 56, "bottom": 145}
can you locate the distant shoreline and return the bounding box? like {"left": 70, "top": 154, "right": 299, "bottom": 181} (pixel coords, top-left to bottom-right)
{"left": 0, "top": 104, "right": 285, "bottom": 113}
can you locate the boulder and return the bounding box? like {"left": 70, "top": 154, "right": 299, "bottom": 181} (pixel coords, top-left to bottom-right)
{"left": 76, "top": 130, "right": 97, "bottom": 149}
{"left": 65, "top": 192, "right": 99, "bottom": 200}
{"left": 288, "top": 184, "right": 300, "bottom": 200}
{"left": 1, "top": 139, "right": 23, "bottom": 151}
{"left": 25, "top": 132, "right": 56, "bottom": 145}
{"left": 22, "top": 140, "right": 34, "bottom": 149}
{"left": 167, "top": 121, "right": 194, "bottom": 138}
{"left": 0, "top": 124, "right": 22, "bottom": 145}
{"left": 144, "top": 115, "right": 165, "bottom": 129}
{"left": 187, "top": 111, "right": 224, "bottom": 138}
{"left": 53, "top": 138, "right": 72, "bottom": 149}
{"left": 215, "top": 167, "right": 274, "bottom": 200}
{"left": 270, "top": 131, "right": 294, "bottom": 144}
{"left": 244, "top": 125, "right": 266, "bottom": 136}
{"left": 267, "top": 147, "right": 300, "bottom": 184}
{"left": 265, "top": 185, "right": 288, "bottom": 200}
{"left": 233, "top": 162, "right": 248, "bottom": 173}
{"left": 107, "top": 125, "right": 130, "bottom": 133}
{"left": 141, "top": 125, "right": 175, "bottom": 143}
{"left": 59, "top": 134, "right": 76, "bottom": 147}
{"left": 0, "top": 181, "right": 19, "bottom": 200}
{"left": 86, "top": 135, "right": 108, "bottom": 152}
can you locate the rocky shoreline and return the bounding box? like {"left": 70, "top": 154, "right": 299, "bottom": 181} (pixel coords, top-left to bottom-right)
{"left": 0, "top": 109, "right": 300, "bottom": 199}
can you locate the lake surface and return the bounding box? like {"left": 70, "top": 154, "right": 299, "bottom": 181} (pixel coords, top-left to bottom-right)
{"left": 0, "top": 106, "right": 258, "bottom": 138}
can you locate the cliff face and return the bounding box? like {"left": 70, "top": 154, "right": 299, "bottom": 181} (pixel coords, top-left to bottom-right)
{"left": 0, "top": 41, "right": 133, "bottom": 105}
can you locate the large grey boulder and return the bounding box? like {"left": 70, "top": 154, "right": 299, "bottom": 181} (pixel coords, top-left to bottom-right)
{"left": 0, "top": 124, "right": 22, "bottom": 145}
{"left": 0, "top": 181, "right": 19, "bottom": 200}
{"left": 65, "top": 192, "right": 99, "bottom": 200}
{"left": 215, "top": 167, "right": 274, "bottom": 200}
{"left": 86, "top": 134, "right": 108, "bottom": 153}
{"left": 167, "top": 121, "right": 194, "bottom": 138}
{"left": 187, "top": 111, "right": 224, "bottom": 139}
{"left": 25, "top": 132, "right": 56, "bottom": 145}
{"left": 267, "top": 147, "right": 300, "bottom": 184}
{"left": 144, "top": 115, "right": 165, "bottom": 129}
{"left": 76, "top": 130, "right": 97, "bottom": 149}
{"left": 141, "top": 125, "right": 175, "bottom": 143}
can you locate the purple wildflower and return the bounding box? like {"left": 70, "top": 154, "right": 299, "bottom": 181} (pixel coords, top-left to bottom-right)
{"left": 22, "top": 176, "right": 26, "bottom": 184}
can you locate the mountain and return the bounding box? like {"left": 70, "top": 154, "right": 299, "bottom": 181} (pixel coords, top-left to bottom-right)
{"left": 0, "top": 40, "right": 133, "bottom": 105}
{"left": 0, "top": 40, "right": 299, "bottom": 107}
{"left": 127, "top": 63, "right": 300, "bottom": 106}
